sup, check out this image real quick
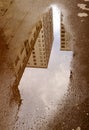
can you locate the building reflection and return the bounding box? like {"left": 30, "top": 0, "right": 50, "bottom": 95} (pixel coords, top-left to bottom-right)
{"left": 60, "top": 13, "right": 71, "bottom": 51}
{"left": 27, "top": 7, "right": 53, "bottom": 68}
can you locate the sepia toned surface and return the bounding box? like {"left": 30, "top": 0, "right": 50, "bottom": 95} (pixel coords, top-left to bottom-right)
{"left": 27, "top": 7, "right": 53, "bottom": 68}
{"left": 0, "top": 0, "right": 89, "bottom": 130}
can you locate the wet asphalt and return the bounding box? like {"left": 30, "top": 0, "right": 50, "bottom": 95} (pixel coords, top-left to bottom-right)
{"left": 44, "top": 0, "right": 89, "bottom": 129}
{"left": 16, "top": 0, "right": 89, "bottom": 130}
{"left": 0, "top": 0, "right": 89, "bottom": 130}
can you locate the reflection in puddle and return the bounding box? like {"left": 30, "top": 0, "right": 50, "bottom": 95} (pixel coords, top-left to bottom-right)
{"left": 77, "top": 1, "right": 89, "bottom": 18}
{"left": 77, "top": 3, "right": 89, "bottom": 11}
{"left": 76, "top": 126, "right": 81, "bottom": 130}
{"left": 78, "top": 12, "right": 88, "bottom": 17}
{"left": 15, "top": 5, "right": 73, "bottom": 130}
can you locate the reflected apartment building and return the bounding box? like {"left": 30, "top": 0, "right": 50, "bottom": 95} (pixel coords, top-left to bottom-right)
{"left": 13, "top": 21, "right": 42, "bottom": 82}
{"left": 60, "top": 13, "right": 71, "bottom": 51}
{"left": 27, "top": 7, "right": 53, "bottom": 68}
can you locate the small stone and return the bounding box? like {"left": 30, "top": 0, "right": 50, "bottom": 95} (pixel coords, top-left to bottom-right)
{"left": 86, "top": 113, "right": 89, "bottom": 116}
{"left": 76, "top": 126, "right": 81, "bottom": 130}
{"left": 77, "top": 106, "right": 80, "bottom": 110}
{"left": 81, "top": 19, "right": 84, "bottom": 22}
{"left": 63, "top": 122, "right": 65, "bottom": 125}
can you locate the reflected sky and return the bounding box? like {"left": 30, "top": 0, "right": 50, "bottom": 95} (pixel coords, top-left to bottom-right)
{"left": 16, "top": 5, "right": 73, "bottom": 129}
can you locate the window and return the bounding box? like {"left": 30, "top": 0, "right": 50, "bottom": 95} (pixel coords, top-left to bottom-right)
{"left": 61, "top": 42, "right": 65, "bottom": 44}
{"left": 61, "top": 45, "right": 65, "bottom": 48}
{"left": 61, "top": 34, "right": 65, "bottom": 37}
{"left": 24, "top": 40, "right": 28, "bottom": 47}
{"left": 61, "top": 26, "right": 64, "bottom": 29}
{"left": 15, "top": 56, "right": 19, "bottom": 66}
{"left": 33, "top": 59, "right": 36, "bottom": 62}
{"left": 42, "top": 35, "right": 44, "bottom": 38}
{"left": 33, "top": 55, "right": 36, "bottom": 58}
{"left": 34, "top": 63, "right": 37, "bottom": 65}
{"left": 33, "top": 52, "right": 35, "bottom": 54}
{"left": 28, "top": 62, "right": 30, "bottom": 65}
{"left": 43, "top": 52, "right": 45, "bottom": 55}
{"left": 40, "top": 60, "right": 43, "bottom": 62}
{"left": 61, "top": 31, "right": 65, "bottom": 33}
{"left": 61, "top": 38, "right": 65, "bottom": 41}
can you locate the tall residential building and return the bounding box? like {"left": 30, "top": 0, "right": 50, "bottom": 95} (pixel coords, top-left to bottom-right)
{"left": 60, "top": 13, "right": 71, "bottom": 51}
{"left": 27, "top": 7, "right": 53, "bottom": 68}
{"left": 13, "top": 20, "right": 42, "bottom": 80}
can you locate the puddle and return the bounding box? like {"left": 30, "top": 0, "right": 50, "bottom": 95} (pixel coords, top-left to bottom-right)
{"left": 0, "top": 1, "right": 89, "bottom": 130}
{"left": 14, "top": 5, "right": 73, "bottom": 130}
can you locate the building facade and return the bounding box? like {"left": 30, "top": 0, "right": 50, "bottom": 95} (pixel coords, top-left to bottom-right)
{"left": 60, "top": 13, "right": 71, "bottom": 51}
{"left": 27, "top": 7, "right": 53, "bottom": 68}
{"left": 13, "top": 20, "right": 42, "bottom": 79}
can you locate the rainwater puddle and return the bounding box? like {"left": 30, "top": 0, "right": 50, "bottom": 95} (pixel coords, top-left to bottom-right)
{"left": 14, "top": 5, "right": 73, "bottom": 130}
